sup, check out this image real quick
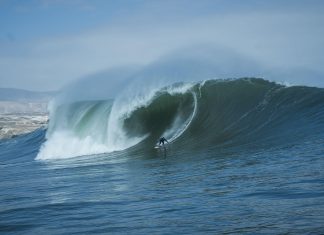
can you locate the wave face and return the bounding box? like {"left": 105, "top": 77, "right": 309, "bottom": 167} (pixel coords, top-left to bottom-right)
{"left": 37, "top": 78, "right": 324, "bottom": 159}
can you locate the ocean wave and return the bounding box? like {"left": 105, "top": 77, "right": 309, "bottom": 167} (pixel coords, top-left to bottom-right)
{"left": 36, "top": 78, "right": 324, "bottom": 160}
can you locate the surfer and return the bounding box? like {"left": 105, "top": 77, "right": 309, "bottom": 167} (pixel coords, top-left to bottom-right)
{"left": 158, "top": 137, "right": 169, "bottom": 146}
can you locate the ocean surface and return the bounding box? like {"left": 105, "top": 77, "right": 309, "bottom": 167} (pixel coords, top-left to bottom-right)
{"left": 1, "top": 78, "right": 324, "bottom": 234}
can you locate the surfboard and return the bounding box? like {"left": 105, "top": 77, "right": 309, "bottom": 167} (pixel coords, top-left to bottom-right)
{"left": 154, "top": 143, "right": 168, "bottom": 149}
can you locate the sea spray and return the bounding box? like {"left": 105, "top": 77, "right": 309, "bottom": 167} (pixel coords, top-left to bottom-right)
{"left": 37, "top": 82, "right": 196, "bottom": 159}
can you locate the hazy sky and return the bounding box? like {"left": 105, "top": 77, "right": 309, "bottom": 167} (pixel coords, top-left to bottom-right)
{"left": 1, "top": 0, "right": 324, "bottom": 91}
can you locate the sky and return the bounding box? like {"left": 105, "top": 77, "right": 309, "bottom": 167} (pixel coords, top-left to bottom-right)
{"left": 1, "top": 0, "right": 324, "bottom": 91}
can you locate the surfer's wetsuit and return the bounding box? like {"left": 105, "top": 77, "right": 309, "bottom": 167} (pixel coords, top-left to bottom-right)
{"left": 159, "top": 137, "right": 168, "bottom": 146}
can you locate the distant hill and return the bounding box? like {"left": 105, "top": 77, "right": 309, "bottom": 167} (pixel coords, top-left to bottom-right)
{"left": 0, "top": 88, "right": 56, "bottom": 102}
{"left": 0, "top": 88, "right": 56, "bottom": 114}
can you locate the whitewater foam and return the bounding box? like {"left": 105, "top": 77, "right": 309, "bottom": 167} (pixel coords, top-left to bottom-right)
{"left": 37, "top": 101, "right": 112, "bottom": 160}
{"left": 37, "top": 82, "right": 196, "bottom": 159}
{"left": 36, "top": 131, "right": 110, "bottom": 160}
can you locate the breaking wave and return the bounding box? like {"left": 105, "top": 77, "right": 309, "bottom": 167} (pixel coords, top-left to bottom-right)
{"left": 37, "top": 78, "right": 324, "bottom": 160}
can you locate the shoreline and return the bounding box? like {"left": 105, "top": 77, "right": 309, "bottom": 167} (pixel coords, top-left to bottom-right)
{"left": 0, "top": 113, "right": 48, "bottom": 140}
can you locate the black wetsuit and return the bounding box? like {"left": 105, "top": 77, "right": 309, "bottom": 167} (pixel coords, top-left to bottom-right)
{"left": 159, "top": 137, "right": 168, "bottom": 146}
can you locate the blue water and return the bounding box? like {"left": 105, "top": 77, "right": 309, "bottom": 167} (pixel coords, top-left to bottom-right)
{"left": 1, "top": 129, "right": 324, "bottom": 234}
{"left": 1, "top": 79, "right": 324, "bottom": 234}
